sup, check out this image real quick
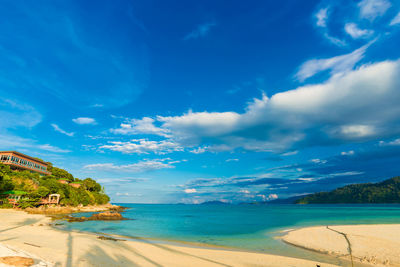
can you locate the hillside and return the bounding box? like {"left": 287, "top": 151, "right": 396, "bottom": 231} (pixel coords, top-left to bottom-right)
{"left": 0, "top": 162, "right": 110, "bottom": 208}
{"left": 296, "top": 176, "right": 400, "bottom": 204}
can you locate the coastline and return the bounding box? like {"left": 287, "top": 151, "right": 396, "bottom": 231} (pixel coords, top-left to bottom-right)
{"left": 0, "top": 209, "right": 337, "bottom": 267}
{"left": 282, "top": 225, "right": 400, "bottom": 266}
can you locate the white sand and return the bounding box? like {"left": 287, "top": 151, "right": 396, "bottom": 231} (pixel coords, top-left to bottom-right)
{"left": 0, "top": 209, "right": 337, "bottom": 267}
{"left": 282, "top": 225, "right": 400, "bottom": 267}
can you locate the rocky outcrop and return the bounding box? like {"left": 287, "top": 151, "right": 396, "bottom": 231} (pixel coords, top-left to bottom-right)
{"left": 90, "top": 211, "right": 125, "bottom": 220}
{"left": 26, "top": 204, "right": 125, "bottom": 215}
{"left": 64, "top": 211, "right": 127, "bottom": 222}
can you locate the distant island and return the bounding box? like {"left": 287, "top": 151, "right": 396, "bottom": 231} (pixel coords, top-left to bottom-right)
{"left": 0, "top": 151, "right": 110, "bottom": 209}
{"left": 296, "top": 176, "right": 400, "bottom": 204}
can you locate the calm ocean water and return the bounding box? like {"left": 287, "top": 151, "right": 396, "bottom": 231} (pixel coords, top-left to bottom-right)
{"left": 57, "top": 204, "right": 400, "bottom": 265}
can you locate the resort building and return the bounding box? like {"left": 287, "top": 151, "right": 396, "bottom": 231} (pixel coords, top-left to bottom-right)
{"left": 0, "top": 151, "right": 51, "bottom": 175}
{"left": 69, "top": 182, "right": 82, "bottom": 188}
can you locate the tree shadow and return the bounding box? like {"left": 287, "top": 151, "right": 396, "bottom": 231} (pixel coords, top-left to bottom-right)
{"left": 79, "top": 244, "right": 141, "bottom": 267}
{"left": 0, "top": 218, "right": 41, "bottom": 233}
{"left": 117, "top": 237, "right": 232, "bottom": 267}
{"left": 0, "top": 237, "right": 17, "bottom": 242}
{"left": 65, "top": 232, "right": 73, "bottom": 267}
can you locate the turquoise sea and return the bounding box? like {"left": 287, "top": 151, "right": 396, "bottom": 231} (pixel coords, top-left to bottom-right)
{"left": 57, "top": 204, "right": 400, "bottom": 265}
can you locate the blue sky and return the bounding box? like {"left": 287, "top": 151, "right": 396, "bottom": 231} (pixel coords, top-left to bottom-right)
{"left": 1, "top": 0, "right": 400, "bottom": 203}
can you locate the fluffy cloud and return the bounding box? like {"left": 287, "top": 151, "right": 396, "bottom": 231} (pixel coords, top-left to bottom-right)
{"left": 100, "top": 139, "right": 183, "bottom": 154}
{"left": 51, "top": 123, "right": 74, "bottom": 137}
{"left": 83, "top": 159, "right": 177, "bottom": 173}
{"left": 110, "top": 58, "right": 400, "bottom": 154}
{"left": 72, "top": 117, "right": 97, "bottom": 125}
{"left": 295, "top": 43, "right": 370, "bottom": 81}
{"left": 111, "top": 117, "right": 170, "bottom": 137}
{"left": 184, "top": 188, "right": 197, "bottom": 194}
{"left": 344, "top": 23, "right": 374, "bottom": 39}
{"left": 358, "top": 0, "right": 391, "bottom": 20}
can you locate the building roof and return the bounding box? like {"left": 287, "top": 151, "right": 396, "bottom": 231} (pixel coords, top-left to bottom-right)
{"left": 0, "top": 151, "right": 47, "bottom": 165}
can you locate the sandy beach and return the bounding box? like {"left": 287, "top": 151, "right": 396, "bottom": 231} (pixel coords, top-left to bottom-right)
{"left": 282, "top": 225, "right": 400, "bottom": 267}
{"left": 0, "top": 209, "right": 337, "bottom": 267}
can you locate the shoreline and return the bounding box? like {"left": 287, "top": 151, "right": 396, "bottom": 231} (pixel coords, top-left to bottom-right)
{"left": 0, "top": 209, "right": 338, "bottom": 267}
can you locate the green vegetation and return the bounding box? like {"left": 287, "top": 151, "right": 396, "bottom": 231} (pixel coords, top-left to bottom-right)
{"left": 296, "top": 177, "right": 400, "bottom": 204}
{"left": 0, "top": 163, "right": 110, "bottom": 208}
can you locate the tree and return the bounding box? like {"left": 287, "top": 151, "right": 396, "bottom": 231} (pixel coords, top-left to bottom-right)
{"left": 0, "top": 163, "right": 14, "bottom": 193}
{"left": 83, "top": 178, "right": 101, "bottom": 192}
{"left": 51, "top": 167, "right": 74, "bottom": 182}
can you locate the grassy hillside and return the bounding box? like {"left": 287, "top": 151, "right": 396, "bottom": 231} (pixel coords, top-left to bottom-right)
{"left": 0, "top": 163, "right": 110, "bottom": 208}
{"left": 296, "top": 177, "right": 400, "bottom": 204}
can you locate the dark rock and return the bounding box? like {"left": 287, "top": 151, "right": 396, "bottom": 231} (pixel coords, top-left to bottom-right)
{"left": 90, "top": 211, "right": 126, "bottom": 221}
{"left": 97, "top": 235, "right": 124, "bottom": 241}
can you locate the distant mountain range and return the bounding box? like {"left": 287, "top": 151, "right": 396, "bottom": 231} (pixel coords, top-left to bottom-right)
{"left": 296, "top": 176, "right": 400, "bottom": 204}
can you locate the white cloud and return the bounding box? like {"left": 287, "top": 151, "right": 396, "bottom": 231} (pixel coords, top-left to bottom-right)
{"left": 183, "top": 22, "right": 216, "bottom": 40}
{"left": 390, "top": 12, "right": 400, "bottom": 25}
{"left": 83, "top": 159, "right": 176, "bottom": 173}
{"left": 257, "top": 193, "right": 278, "bottom": 201}
{"left": 316, "top": 8, "right": 329, "bottom": 27}
{"left": 329, "top": 171, "right": 364, "bottom": 177}
{"left": 108, "top": 58, "right": 400, "bottom": 153}
{"left": 379, "top": 138, "right": 400, "bottom": 146}
{"left": 51, "top": 123, "right": 74, "bottom": 137}
{"left": 190, "top": 147, "right": 208, "bottom": 154}
{"left": 339, "top": 125, "right": 375, "bottom": 138}
{"left": 358, "top": 0, "right": 391, "bottom": 20}
{"left": 72, "top": 117, "right": 97, "bottom": 125}
{"left": 341, "top": 150, "right": 355, "bottom": 156}
{"left": 116, "top": 192, "right": 130, "bottom": 196}
{"left": 323, "top": 33, "right": 347, "bottom": 47}
{"left": 111, "top": 117, "right": 170, "bottom": 137}
{"left": 158, "top": 110, "right": 240, "bottom": 143}
{"left": 100, "top": 139, "right": 183, "bottom": 154}
{"left": 281, "top": 150, "right": 298, "bottom": 156}
{"left": 310, "top": 159, "right": 328, "bottom": 164}
{"left": 296, "top": 43, "right": 371, "bottom": 82}
{"left": 267, "top": 194, "right": 278, "bottom": 200}
{"left": 184, "top": 188, "right": 197, "bottom": 194}
{"left": 344, "top": 23, "right": 374, "bottom": 39}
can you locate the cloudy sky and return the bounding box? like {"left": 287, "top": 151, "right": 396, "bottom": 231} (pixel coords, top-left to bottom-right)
{"left": 1, "top": 0, "right": 400, "bottom": 203}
